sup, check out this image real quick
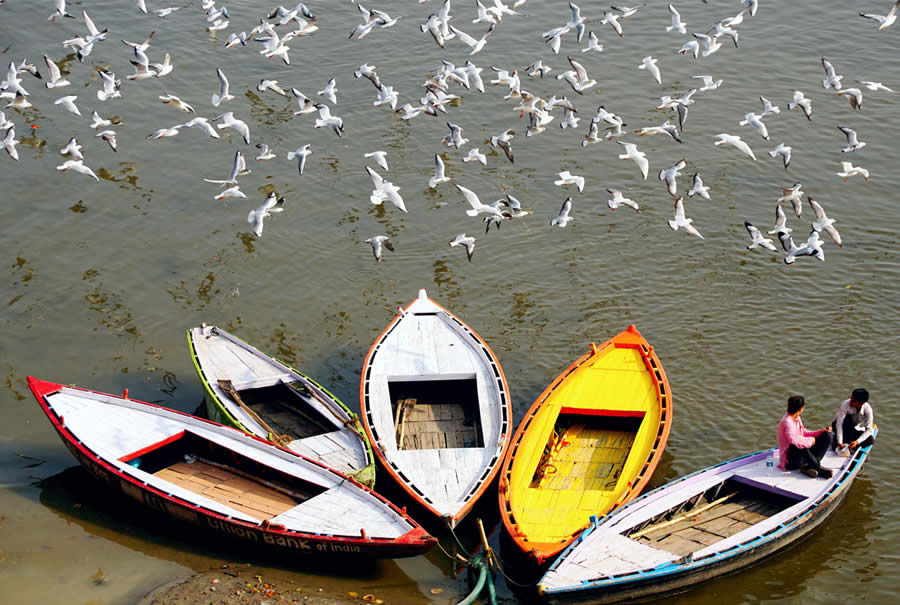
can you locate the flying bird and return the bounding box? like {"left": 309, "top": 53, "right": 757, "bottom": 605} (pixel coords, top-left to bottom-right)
{"left": 211, "top": 68, "right": 233, "bottom": 107}
{"left": 365, "top": 235, "right": 394, "bottom": 262}
{"left": 808, "top": 196, "right": 843, "bottom": 246}
{"left": 658, "top": 159, "right": 686, "bottom": 197}
{"left": 768, "top": 143, "right": 792, "bottom": 169}
{"left": 286, "top": 144, "right": 311, "bottom": 174}
{"left": 247, "top": 192, "right": 285, "bottom": 237}
{"left": 617, "top": 141, "right": 649, "bottom": 179}
{"left": 448, "top": 233, "right": 476, "bottom": 261}
{"left": 713, "top": 133, "right": 756, "bottom": 160}
{"left": 744, "top": 221, "right": 777, "bottom": 251}
{"left": 365, "top": 150, "right": 389, "bottom": 171}
{"left": 429, "top": 154, "right": 451, "bottom": 188}
{"left": 554, "top": 170, "right": 585, "bottom": 192}
{"left": 550, "top": 197, "right": 574, "bottom": 227}
{"left": 668, "top": 197, "right": 703, "bottom": 239}
{"left": 859, "top": 1, "right": 899, "bottom": 30}
{"left": 836, "top": 160, "right": 869, "bottom": 182}
{"left": 606, "top": 189, "right": 640, "bottom": 212}
{"left": 837, "top": 126, "right": 866, "bottom": 152}
{"left": 687, "top": 173, "right": 710, "bottom": 199}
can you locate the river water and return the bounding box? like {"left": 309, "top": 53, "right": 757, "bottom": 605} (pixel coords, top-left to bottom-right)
{"left": 0, "top": 1, "right": 897, "bottom": 603}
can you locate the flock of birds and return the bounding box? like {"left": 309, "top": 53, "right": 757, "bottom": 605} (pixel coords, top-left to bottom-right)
{"left": 0, "top": 0, "right": 897, "bottom": 265}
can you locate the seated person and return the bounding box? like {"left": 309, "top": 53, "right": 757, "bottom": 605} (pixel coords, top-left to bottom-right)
{"left": 832, "top": 387, "right": 875, "bottom": 452}
{"left": 777, "top": 395, "right": 833, "bottom": 479}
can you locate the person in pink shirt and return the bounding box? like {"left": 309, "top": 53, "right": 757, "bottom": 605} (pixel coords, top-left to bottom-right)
{"left": 777, "top": 394, "right": 833, "bottom": 479}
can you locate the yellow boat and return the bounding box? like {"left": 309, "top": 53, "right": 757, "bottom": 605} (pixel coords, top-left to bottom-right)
{"left": 498, "top": 325, "right": 673, "bottom": 564}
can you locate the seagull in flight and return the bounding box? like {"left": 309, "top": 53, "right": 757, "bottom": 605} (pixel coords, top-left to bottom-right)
{"left": 837, "top": 87, "right": 863, "bottom": 110}
{"left": 456, "top": 183, "right": 502, "bottom": 217}
{"left": 713, "top": 133, "right": 756, "bottom": 160}
{"left": 365, "top": 235, "right": 394, "bottom": 262}
{"left": 287, "top": 144, "right": 311, "bottom": 174}
{"left": 836, "top": 160, "right": 869, "bottom": 182}
{"left": 365, "top": 150, "right": 389, "bottom": 171}
{"left": 687, "top": 173, "right": 710, "bottom": 199}
{"left": 859, "top": 1, "right": 900, "bottom": 30}
{"left": 744, "top": 221, "right": 777, "bottom": 251}
{"left": 216, "top": 112, "right": 250, "bottom": 144}
{"left": 57, "top": 159, "right": 99, "bottom": 181}
{"left": 638, "top": 56, "right": 662, "bottom": 85}
{"left": 617, "top": 141, "right": 649, "bottom": 179}
{"left": 666, "top": 4, "right": 687, "bottom": 33}
{"left": 837, "top": 126, "right": 866, "bottom": 152}
{"left": 658, "top": 159, "right": 686, "bottom": 197}
{"left": 554, "top": 170, "right": 585, "bottom": 192}
{"left": 606, "top": 189, "right": 640, "bottom": 212}
{"left": 211, "top": 68, "right": 233, "bottom": 107}
{"left": 779, "top": 230, "right": 824, "bottom": 264}
{"left": 550, "top": 197, "right": 574, "bottom": 227}
{"left": 768, "top": 143, "right": 792, "bottom": 169}
{"left": 429, "top": 154, "right": 451, "bottom": 188}
{"left": 808, "top": 196, "right": 843, "bottom": 247}
{"left": 788, "top": 90, "right": 813, "bottom": 120}
{"left": 462, "top": 147, "right": 487, "bottom": 165}
{"left": 448, "top": 233, "right": 476, "bottom": 261}
{"left": 668, "top": 197, "right": 703, "bottom": 239}
{"left": 247, "top": 192, "right": 285, "bottom": 237}
{"left": 768, "top": 204, "right": 792, "bottom": 235}
{"left": 778, "top": 182, "right": 804, "bottom": 217}
{"left": 821, "top": 57, "right": 844, "bottom": 90}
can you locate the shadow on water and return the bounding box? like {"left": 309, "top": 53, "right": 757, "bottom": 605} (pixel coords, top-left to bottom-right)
{"left": 33, "top": 465, "right": 383, "bottom": 578}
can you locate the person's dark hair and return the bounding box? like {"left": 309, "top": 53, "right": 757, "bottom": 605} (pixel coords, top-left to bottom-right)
{"left": 851, "top": 388, "right": 869, "bottom": 404}
{"left": 787, "top": 395, "right": 805, "bottom": 414}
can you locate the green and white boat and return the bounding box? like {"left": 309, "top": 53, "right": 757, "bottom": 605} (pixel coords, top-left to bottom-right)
{"left": 188, "top": 325, "right": 376, "bottom": 487}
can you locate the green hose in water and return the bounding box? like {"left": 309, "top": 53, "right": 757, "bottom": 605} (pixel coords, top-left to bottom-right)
{"left": 456, "top": 554, "right": 489, "bottom": 605}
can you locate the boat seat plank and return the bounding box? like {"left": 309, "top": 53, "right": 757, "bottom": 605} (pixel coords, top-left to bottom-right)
{"left": 155, "top": 461, "right": 299, "bottom": 519}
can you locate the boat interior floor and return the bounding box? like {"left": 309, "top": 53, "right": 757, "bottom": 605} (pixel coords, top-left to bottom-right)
{"left": 155, "top": 461, "right": 300, "bottom": 520}
{"left": 533, "top": 425, "right": 636, "bottom": 492}
{"left": 238, "top": 381, "right": 333, "bottom": 439}
{"left": 395, "top": 399, "right": 480, "bottom": 450}
{"left": 630, "top": 489, "right": 790, "bottom": 556}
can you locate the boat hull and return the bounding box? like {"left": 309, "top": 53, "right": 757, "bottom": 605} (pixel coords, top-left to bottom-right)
{"left": 187, "top": 326, "right": 376, "bottom": 487}
{"left": 29, "top": 378, "right": 435, "bottom": 560}
{"left": 500, "top": 325, "right": 672, "bottom": 564}
{"left": 360, "top": 289, "right": 511, "bottom": 528}
{"left": 539, "top": 441, "right": 875, "bottom": 604}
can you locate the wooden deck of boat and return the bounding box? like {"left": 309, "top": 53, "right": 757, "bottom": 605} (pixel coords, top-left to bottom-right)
{"left": 534, "top": 425, "right": 635, "bottom": 492}
{"left": 396, "top": 399, "right": 479, "bottom": 450}
{"left": 155, "top": 461, "right": 299, "bottom": 520}
{"left": 631, "top": 494, "right": 781, "bottom": 556}
{"left": 243, "top": 381, "right": 332, "bottom": 440}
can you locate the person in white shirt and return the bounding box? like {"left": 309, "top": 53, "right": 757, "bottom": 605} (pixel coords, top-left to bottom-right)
{"left": 832, "top": 388, "right": 875, "bottom": 452}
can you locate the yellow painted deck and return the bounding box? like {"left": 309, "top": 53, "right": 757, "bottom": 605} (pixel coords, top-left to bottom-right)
{"left": 500, "top": 326, "right": 671, "bottom": 562}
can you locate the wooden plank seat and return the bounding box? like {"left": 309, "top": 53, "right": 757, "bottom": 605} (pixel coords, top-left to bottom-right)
{"left": 155, "top": 461, "right": 299, "bottom": 520}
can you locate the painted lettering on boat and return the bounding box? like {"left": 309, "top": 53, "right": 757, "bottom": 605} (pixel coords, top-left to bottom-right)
{"left": 206, "top": 517, "right": 259, "bottom": 542}
{"left": 319, "top": 543, "right": 361, "bottom": 553}
{"left": 263, "top": 533, "right": 312, "bottom": 550}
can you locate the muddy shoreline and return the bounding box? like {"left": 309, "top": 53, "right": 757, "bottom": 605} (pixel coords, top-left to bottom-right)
{"left": 140, "top": 564, "right": 401, "bottom": 605}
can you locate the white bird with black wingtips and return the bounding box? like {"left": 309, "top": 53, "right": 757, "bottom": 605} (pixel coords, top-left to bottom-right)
{"left": 607, "top": 189, "right": 639, "bottom": 212}
{"left": 429, "top": 154, "right": 451, "bottom": 188}
{"left": 808, "top": 196, "right": 843, "bottom": 247}
{"left": 658, "top": 159, "right": 686, "bottom": 197}
{"left": 668, "top": 197, "right": 703, "bottom": 239}
{"left": 744, "top": 221, "right": 776, "bottom": 251}
{"left": 551, "top": 197, "right": 574, "bottom": 227}
{"left": 555, "top": 170, "right": 585, "bottom": 192}
{"left": 366, "top": 235, "right": 394, "bottom": 262}
{"left": 211, "top": 68, "right": 233, "bottom": 107}
{"left": 768, "top": 143, "right": 792, "bottom": 169}
{"left": 687, "top": 173, "right": 710, "bottom": 199}
{"left": 456, "top": 184, "right": 502, "bottom": 217}
{"left": 448, "top": 233, "right": 476, "bottom": 261}
{"left": 247, "top": 192, "right": 285, "bottom": 238}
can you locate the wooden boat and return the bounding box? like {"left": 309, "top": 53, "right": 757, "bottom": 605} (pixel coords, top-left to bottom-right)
{"left": 499, "top": 325, "right": 672, "bottom": 564}
{"left": 360, "top": 289, "right": 512, "bottom": 528}
{"left": 538, "top": 436, "right": 877, "bottom": 604}
{"left": 28, "top": 377, "right": 436, "bottom": 559}
{"left": 187, "top": 324, "right": 376, "bottom": 487}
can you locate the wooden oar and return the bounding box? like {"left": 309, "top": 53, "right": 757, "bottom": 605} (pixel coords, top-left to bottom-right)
{"left": 218, "top": 380, "right": 291, "bottom": 445}
{"left": 629, "top": 491, "right": 738, "bottom": 540}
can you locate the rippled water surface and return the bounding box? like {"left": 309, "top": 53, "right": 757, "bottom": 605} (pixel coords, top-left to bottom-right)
{"left": 1, "top": 0, "right": 897, "bottom": 603}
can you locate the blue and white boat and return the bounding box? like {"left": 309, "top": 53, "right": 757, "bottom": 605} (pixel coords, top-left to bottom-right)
{"left": 538, "top": 434, "right": 876, "bottom": 604}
